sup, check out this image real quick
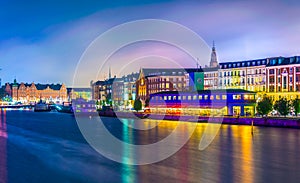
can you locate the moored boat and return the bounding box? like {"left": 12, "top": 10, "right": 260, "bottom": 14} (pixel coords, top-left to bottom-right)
{"left": 34, "top": 100, "right": 51, "bottom": 112}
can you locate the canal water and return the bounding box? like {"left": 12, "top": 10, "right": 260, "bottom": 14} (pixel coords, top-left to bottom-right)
{"left": 1, "top": 110, "right": 300, "bottom": 183}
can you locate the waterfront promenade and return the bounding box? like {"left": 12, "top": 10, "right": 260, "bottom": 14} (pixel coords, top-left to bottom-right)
{"left": 1, "top": 110, "right": 300, "bottom": 182}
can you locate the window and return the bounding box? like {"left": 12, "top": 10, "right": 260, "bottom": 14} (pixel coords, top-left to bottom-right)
{"left": 244, "top": 94, "right": 254, "bottom": 100}
{"left": 204, "top": 95, "right": 208, "bottom": 100}
{"left": 233, "top": 95, "right": 241, "bottom": 100}
{"left": 222, "top": 95, "right": 227, "bottom": 100}
{"left": 178, "top": 96, "right": 181, "bottom": 100}
{"left": 198, "top": 95, "right": 202, "bottom": 100}
{"left": 283, "top": 76, "right": 287, "bottom": 89}
{"left": 168, "top": 96, "right": 172, "bottom": 100}
{"left": 164, "top": 96, "right": 167, "bottom": 100}
{"left": 183, "top": 96, "right": 186, "bottom": 100}
{"left": 269, "top": 69, "right": 274, "bottom": 74}
{"left": 193, "top": 95, "right": 197, "bottom": 100}
{"left": 188, "top": 96, "right": 192, "bottom": 100}
{"left": 210, "top": 95, "right": 214, "bottom": 100}
{"left": 216, "top": 95, "right": 220, "bottom": 100}
{"left": 290, "top": 76, "right": 293, "bottom": 83}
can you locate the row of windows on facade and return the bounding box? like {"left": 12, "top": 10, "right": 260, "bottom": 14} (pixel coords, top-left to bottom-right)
{"left": 221, "top": 60, "right": 267, "bottom": 69}
{"left": 148, "top": 83, "right": 186, "bottom": 89}
{"left": 220, "top": 69, "right": 265, "bottom": 77}
{"left": 268, "top": 67, "right": 300, "bottom": 74}
{"left": 148, "top": 71, "right": 185, "bottom": 76}
{"left": 152, "top": 94, "right": 255, "bottom": 101}
{"left": 269, "top": 85, "right": 300, "bottom": 92}
{"left": 269, "top": 75, "right": 300, "bottom": 83}
{"left": 148, "top": 77, "right": 186, "bottom": 83}
{"left": 204, "top": 73, "right": 218, "bottom": 77}
{"left": 220, "top": 77, "right": 265, "bottom": 85}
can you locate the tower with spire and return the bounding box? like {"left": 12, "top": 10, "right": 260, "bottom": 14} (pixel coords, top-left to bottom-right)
{"left": 109, "top": 67, "right": 112, "bottom": 79}
{"left": 210, "top": 41, "right": 218, "bottom": 67}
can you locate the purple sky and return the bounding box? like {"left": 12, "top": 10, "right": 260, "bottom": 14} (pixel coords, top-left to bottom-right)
{"left": 1, "top": 0, "right": 300, "bottom": 86}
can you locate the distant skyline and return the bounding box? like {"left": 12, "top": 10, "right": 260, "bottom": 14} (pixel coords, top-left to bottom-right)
{"left": 1, "top": 0, "right": 300, "bottom": 86}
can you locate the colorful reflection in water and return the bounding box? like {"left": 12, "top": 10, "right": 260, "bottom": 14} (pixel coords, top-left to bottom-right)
{"left": 121, "top": 119, "right": 136, "bottom": 183}
{"left": 3, "top": 111, "right": 300, "bottom": 182}
{"left": 0, "top": 109, "right": 7, "bottom": 183}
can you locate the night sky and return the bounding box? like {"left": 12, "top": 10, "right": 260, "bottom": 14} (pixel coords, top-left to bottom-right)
{"left": 1, "top": 0, "right": 300, "bottom": 86}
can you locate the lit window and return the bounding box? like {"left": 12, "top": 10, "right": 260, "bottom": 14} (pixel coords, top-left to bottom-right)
{"left": 198, "top": 95, "right": 202, "bottom": 100}
{"left": 168, "top": 96, "right": 172, "bottom": 100}
{"left": 193, "top": 95, "right": 197, "bottom": 100}
{"left": 216, "top": 95, "right": 220, "bottom": 100}
{"left": 210, "top": 95, "right": 214, "bottom": 100}
{"left": 173, "top": 96, "right": 177, "bottom": 100}
{"left": 164, "top": 96, "right": 167, "bottom": 100}
{"left": 183, "top": 96, "right": 186, "bottom": 100}
{"left": 188, "top": 96, "right": 191, "bottom": 100}
{"left": 222, "top": 95, "right": 227, "bottom": 100}
{"left": 204, "top": 95, "right": 208, "bottom": 100}
{"left": 233, "top": 95, "right": 241, "bottom": 100}
{"left": 178, "top": 96, "right": 181, "bottom": 100}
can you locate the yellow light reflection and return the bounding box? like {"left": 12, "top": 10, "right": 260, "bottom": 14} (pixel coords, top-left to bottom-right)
{"left": 232, "top": 126, "right": 254, "bottom": 183}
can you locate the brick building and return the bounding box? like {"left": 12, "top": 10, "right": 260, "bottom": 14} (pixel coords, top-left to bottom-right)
{"left": 5, "top": 79, "right": 67, "bottom": 103}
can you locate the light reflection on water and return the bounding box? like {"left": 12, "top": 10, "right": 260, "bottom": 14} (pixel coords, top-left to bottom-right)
{"left": 2, "top": 111, "right": 300, "bottom": 183}
{"left": 121, "top": 120, "right": 136, "bottom": 183}
{"left": 0, "top": 109, "right": 7, "bottom": 183}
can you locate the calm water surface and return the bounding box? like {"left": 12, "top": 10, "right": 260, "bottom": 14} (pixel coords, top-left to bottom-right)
{"left": 0, "top": 109, "right": 300, "bottom": 183}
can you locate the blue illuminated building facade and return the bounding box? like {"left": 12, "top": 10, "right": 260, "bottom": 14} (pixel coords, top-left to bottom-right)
{"left": 149, "top": 89, "right": 256, "bottom": 116}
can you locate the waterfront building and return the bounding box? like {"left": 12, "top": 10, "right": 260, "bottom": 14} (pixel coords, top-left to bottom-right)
{"left": 218, "top": 59, "right": 267, "bottom": 93}
{"left": 67, "top": 88, "right": 92, "bottom": 101}
{"left": 122, "top": 72, "right": 139, "bottom": 109}
{"left": 203, "top": 67, "right": 219, "bottom": 90}
{"left": 136, "top": 68, "right": 203, "bottom": 102}
{"left": 72, "top": 98, "right": 96, "bottom": 113}
{"left": 149, "top": 89, "right": 256, "bottom": 116}
{"left": 5, "top": 79, "right": 67, "bottom": 103}
{"left": 91, "top": 80, "right": 106, "bottom": 102}
{"left": 266, "top": 56, "right": 300, "bottom": 100}
{"left": 112, "top": 77, "right": 124, "bottom": 107}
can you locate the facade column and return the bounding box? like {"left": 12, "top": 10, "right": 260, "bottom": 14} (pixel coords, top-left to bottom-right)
{"left": 240, "top": 105, "right": 245, "bottom": 116}
{"left": 266, "top": 68, "right": 269, "bottom": 92}
{"left": 294, "top": 66, "right": 296, "bottom": 92}
{"left": 274, "top": 68, "right": 277, "bottom": 92}
{"left": 228, "top": 105, "right": 233, "bottom": 116}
